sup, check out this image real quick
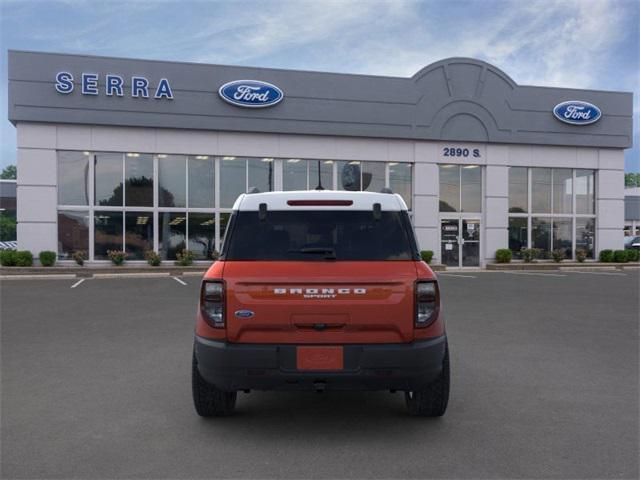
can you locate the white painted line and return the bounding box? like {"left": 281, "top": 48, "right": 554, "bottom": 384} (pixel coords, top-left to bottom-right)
{"left": 438, "top": 274, "right": 477, "bottom": 278}
{"left": 182, "top": 271, "right": 206, "bottom": 277}
{"left": 568, "top": 270, "right": 626, "bottom": 276}
{"left": 70, "top": 278, "right": 86, "bottom": 288}
{"left": 172, "top": 276, "right": 187, "bottom": 286}
{"left": 502, "top": 271, "right": 566, "bottom": 277}
{"left": 93, "top": 272, "right": 171, "bottom": 279}
{"left": 0, "top": 274, "right": 76, "bottom": 281}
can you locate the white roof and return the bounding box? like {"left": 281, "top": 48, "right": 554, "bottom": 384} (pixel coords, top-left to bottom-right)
{"left": 233, "top": 190, "right": 408, "bottom": 211}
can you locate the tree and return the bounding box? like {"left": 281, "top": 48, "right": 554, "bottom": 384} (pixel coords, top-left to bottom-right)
{"left": 1, "top": 165, "right": 16, "bottom": 180}
{"left": 625, "top": 172, "right": 640, "bottom": 188}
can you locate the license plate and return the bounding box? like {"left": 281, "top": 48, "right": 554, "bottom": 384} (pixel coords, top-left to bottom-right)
{"left": 296, "top": 346, "right": 344, "bottom": 371}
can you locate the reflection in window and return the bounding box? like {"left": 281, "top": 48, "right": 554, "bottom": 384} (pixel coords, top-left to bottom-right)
{"left": 220, "top": 212, "right": 231, "bottom": 250}
{"left": 220, "top": 157, "right": 246, "bottom": 208}
{"left": 188, "top": 213, "right": 215, "bottom": 259}
{"left": 576, "top": 218, "right": 595, "bottom": 258}
{"left": 338, "top": 161, "right": 361, "bottom": 191}
{"left": 508, "top": 167, "right": 528, "bottom": 213}
{"left": 309, "top": 160, "right": 333, "bottom": 190}
{"left": 125, "top": 212, "right": 153, "bottom": 260}
{"left": 58, "top": 151, "right": 90, "bottom": 205}
{"left": 576, "top": 170, "right": 595, "bottom": 214}
{"left": 531, "top": 217, "right": 551, "bottom": 257}
{"left": 58, "top": 211, "right": 89, "bottom": 259}
{"left": 461, "top": 165, "right": 481, "bottom": 212}
{"left": 125, "top": 153, "right": 153, "bottom": 207}
{"left": 552, "top": 169, "right": 572, "bottom": 214}
{"left": 439, "top": 165, "right": 459, "bottom": 212}
{"left": 94, "top": 211, "right": 123, "bottom": 259}
{"left": 159, "top": 212, "right": 186, "bottom": 260}
{"left": 95, "top": 153, "right": 123, "bottom": 206}
{"left": 389, "top": 163, "right": 412, "bottom": 209}
{"left": 361, "top": 162, "right": 385, "bottom": 192}
{"left": 552, "top": 217, "right": 572, "bottom": 257}
{"left": 508, "top": 217, "right": 527, "bottom": 258}
{"left": 158, "top": 155, "right": 186, "bottom": 207}
{"left": 283, "top": 159, "right": 308, "bottom": 190}
{"left": 531, "top": 168, "right": 551, "bottom": 213}
{"left": 248, "top": 158, "right": 274, "bottom": 193}
{"left": 189, "top": 156, "right": 215, "bottom": 208}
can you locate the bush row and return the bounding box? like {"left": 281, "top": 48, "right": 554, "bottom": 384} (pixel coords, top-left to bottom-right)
{"left": 494, "top": 248, "right": 640, "bottom": 263}
{"left": 599, "top": 249, "right": 639, "bottom": 263}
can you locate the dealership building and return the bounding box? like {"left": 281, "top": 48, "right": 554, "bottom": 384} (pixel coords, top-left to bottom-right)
{"left": 7, "top": 50, "right": 633, "bottom": 267}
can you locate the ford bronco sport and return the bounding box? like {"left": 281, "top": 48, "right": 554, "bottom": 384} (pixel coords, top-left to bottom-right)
{"left": 192, "top": 190, "right": 449, "bottom": 417}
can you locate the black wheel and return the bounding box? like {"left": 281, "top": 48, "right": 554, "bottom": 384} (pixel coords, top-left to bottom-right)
{"left": 192, "top": 352, "right": 237, "bottom": 417}
{"left": 405, "top": 344, "right": 450, "bottom": 417}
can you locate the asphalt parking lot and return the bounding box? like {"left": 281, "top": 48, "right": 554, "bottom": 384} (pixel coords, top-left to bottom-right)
{"left": 1, "top": 269, "right": 638, "bottom": 479}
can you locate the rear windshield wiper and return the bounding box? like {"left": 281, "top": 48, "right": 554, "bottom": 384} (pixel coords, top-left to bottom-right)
{"left": 288, "top": 247, "right": 337, "bottom": 259}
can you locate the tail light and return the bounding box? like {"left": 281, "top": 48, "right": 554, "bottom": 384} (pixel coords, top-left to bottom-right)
{"left": 201, "top": 280, "right": 225, "bottom": 328}
{"left": 415, "top": 280, "right": 439, "bottom": 328}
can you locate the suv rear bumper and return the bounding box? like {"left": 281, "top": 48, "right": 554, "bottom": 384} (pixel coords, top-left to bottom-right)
{"left": 194, "top": 335, "right": 447, "bottom": 392}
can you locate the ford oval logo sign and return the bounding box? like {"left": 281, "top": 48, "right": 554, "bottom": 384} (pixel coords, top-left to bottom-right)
{"left": 219, "top": 80, "right": 283, "bottom": 108}
{"left": 553, "top": 101, "right": 601, "bottom": 125}
{"left": 234, "top": 310, "right": 255, "bottom": 318}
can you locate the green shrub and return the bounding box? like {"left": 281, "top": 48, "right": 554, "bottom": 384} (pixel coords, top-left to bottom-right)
{"left": 626, "top": 249, "right": 639, "bottom": 262}
{"left": 521, "top": 248, "right": 540, "bottom": 263}
{"left": 145, "top": 250, "right": 161, "bottom": 266}
{"left": 495, "top": 249, "right": 512, "bottom": 263}
{"left": 107, "top": 250, "right": 127, "bottom": 266}
{"left": 209, "top": 250, "right": 220, "bottom": 261}
{"left": 420, "top": 250, "right": 434, "bottom": 264}
{"left": 0, "top": 249, "right": 17, "bottom": 266}
{"left": 72, "top": 250, "right": 87, "bottom": 266}
{"left": 613, "top": 250, "right": 628, "bottom": 263}
{"left": 175, "top": 249, "right": 196, "bottom": 266}
{"left": 15, "top": 250, "right": 33, "bottom": 267}
{"left": 551, "top": 249, "right": 565, "bottom": 263}
{"left": 599, "top": 249, "right": 614, "bottom": 262}
{"left": 39, "top": 250, "right": 56, "bottom": 267}
{"left": 575, "top": 249, "right": 587, "bottom": 263}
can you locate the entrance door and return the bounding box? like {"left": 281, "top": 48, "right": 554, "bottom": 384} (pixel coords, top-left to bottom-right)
{"left": 440, "top": 218, "right": 481, "bottom": 267}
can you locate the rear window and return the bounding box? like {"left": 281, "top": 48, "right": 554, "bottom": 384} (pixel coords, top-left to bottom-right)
{"left": 224, "top": 210, "right": 417, "bottom": 261}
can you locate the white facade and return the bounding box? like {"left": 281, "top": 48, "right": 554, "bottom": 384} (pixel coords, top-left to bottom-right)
{"left": 16, "top": 122, "right": 625, "bottom": 266}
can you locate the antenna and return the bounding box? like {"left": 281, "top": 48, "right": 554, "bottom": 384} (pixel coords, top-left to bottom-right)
{"left": 314, "top": 160, "right": 325, "bottom": 190}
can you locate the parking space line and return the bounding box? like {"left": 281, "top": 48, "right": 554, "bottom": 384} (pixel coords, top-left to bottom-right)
{"left": 70, "top": 278, "right": 86, "bottom": 288}
{"left": 172, "top": 276, "right": 187, "bottom": 286}
{"left": 567, "top": 270, "right": 626, "bottom": 276}
{"left": 502, "top": 271, "right": 566, "bottom": 277}
{"left": 438, "top": 273, "right": 477, "bottom": 278}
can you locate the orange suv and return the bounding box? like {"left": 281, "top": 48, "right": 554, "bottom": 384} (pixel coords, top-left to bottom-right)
{"left": 192, "top": 190, "right": 449, "bottom": 416}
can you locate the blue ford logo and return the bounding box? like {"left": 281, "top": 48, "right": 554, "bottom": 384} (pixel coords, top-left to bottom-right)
{"left": 219, "top": 80, "right": 283, "bottom": 108}
{"left": 553, "top": 101, "right": 601, "bottom": 125}
{"left": 234, "top": 310, "right": 255, "bottom": 318}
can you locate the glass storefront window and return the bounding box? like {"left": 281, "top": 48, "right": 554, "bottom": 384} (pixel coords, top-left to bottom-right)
{"left": 95, "top": 153, "right": 123, "bottom": 206}
{"left": 125, "top": 212, "right": 153, "bottom": 260}
{"left": 220, "top": 157, "right": 246, "bottom": 208}
{"left": 58, "top": 151, "right": 90, "bottom": 205}
{"left": 531, "top": 168, "right": 551, "bottom": 213}
{"left": 310, "top": 160, "right": 333, "bottom": 190}
{"left": 552, "top": 217, "right": 572, "bottom": 258}
{"left": 576, "top": 170, "right": 595, "bottom": 214}
{"left": 576, "top": 218, "right": 595, "bottom": 259}
{"left": 508, "top": 217, "right": 527, "bottom": 258}
{"left": 552, "top": 169, "right": 572, "bottom": 214}
{"left": 220, "top": 212, "right": 231, "bottom": 250}
{"left": 158, "top": 212, "right": 186, "bottom": 260}
{"left": 361, "top": 162, "right": 385, "bottom": 192}
{"left": 389, "top": 163, "right": 412, "bottom": 210}
{"left": 439, "top": 165, "right": 459, "bottom": 212}
{"left": 508, "top": 167, "right": 527, "bottom": 213}
{"left": 189, "top": 156, "right": 215, "bottom": 208}
{"left": 188, "top": 213, "right": 215, "bottom": 259}
{"left": 124, "top": 153, "right": 153, "bottom": 207}
{"left": 531, "top": 217, "right": 551, "bottom": 258}
{"left": 461, "top": 165, "right": 481, "bottom": 212}
{"left": 158, "top": 155, "right": 186, "bottom": 207}
{"left": 57, "top": 210, "right": 89, "bottom": 259}
{"left": 283, "top": 159, "right": 308, "bottom": 191}
{"left": 249, "top": 158, "right": 274, "bottom": 193}
{"left": 94, "top": 211, "right": 123, "bottom": 260}
{"left": 338, "top": 161, "right": 361, "bottom": 191}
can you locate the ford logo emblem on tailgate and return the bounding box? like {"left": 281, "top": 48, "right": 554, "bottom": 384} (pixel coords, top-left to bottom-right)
{"left": 553, "top": 101, "right": 601, "bottom": 125}
{"left": 218, "top": 80, "right": 284, "bottom": 108}
{"left": 234, "top": 310, "right": 255, "bottom": 318}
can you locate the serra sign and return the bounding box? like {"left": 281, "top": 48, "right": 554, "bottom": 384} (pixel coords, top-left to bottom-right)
{"left": 55, "top": 72, "right": 174, "bottom": 99}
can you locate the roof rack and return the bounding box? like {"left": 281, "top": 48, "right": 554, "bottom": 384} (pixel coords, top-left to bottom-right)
{"left": 380, "top": 187, "right": 393, "bottom": 194}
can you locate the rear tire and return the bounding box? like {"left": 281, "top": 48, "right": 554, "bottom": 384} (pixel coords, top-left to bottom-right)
{"left": 192, "top": 352, "right": 237, "bottom": 417}
{"left": 405, "top": 343, "right": 450, "bottom": 417}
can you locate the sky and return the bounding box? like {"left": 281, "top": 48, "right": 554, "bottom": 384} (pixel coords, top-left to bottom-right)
{"left": 0, "top": 0, "right": 638, "bottom": 171}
